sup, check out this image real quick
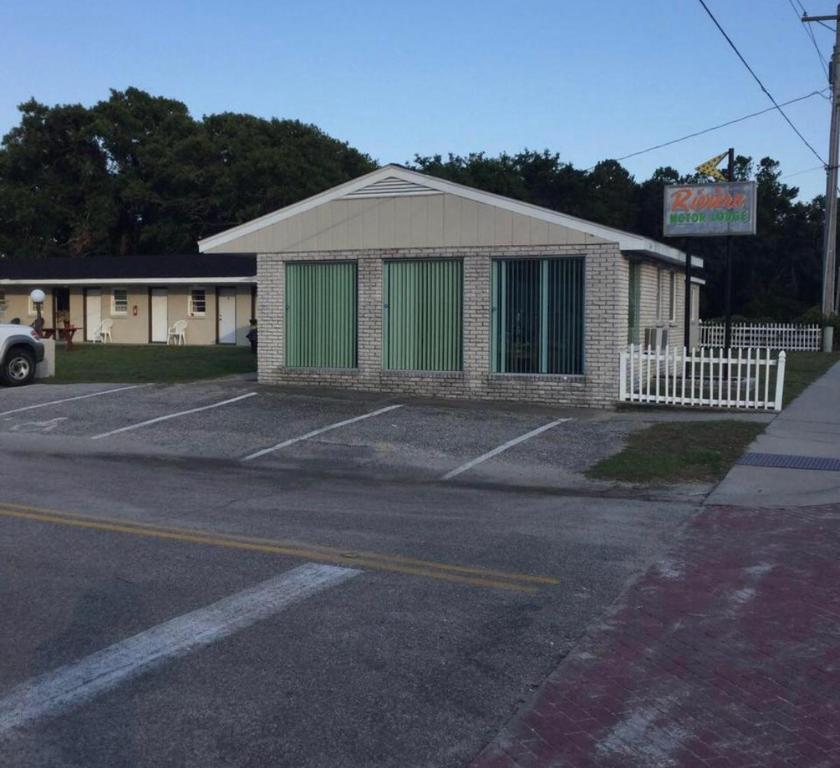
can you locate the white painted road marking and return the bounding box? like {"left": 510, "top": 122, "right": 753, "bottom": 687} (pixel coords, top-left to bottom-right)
{"left": 9, "top": 417, "right": 68, "bottom": 433}
{"left": 0, "top": 384, "right": 152, "bottom": 418}
{"left": 242, "top": 403, "right": 403, "bottom": 462}
{"left": 91, "top": 392, "right": 258, "bottom": 440}
{"left": 0, "top": 563, "right": 359, "bottom": 735}
{"left": 441, "top": 418, "right": 574, "bottom": 480}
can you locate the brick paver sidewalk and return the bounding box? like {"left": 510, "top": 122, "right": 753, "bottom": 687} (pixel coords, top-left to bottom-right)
{"left": 471, "top": 504, "right": 840, "bottom": 768}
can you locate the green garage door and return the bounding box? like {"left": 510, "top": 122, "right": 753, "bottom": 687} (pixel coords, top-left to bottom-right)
{"left": 383, "top": 260, "right": 463, "bottom": 371}
{"left": 286, "top": 261, "right": 357, "bottom": 368}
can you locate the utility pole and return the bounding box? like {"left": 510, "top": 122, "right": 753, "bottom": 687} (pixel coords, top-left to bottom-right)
{"left": 724, "top": 147, "right": 735, "bottom": 351}
{"left": 804, "top": 6, "right": 840, "bottom": 319}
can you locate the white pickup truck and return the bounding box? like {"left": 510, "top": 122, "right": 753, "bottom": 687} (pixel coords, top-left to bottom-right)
{"left": 0, "top": 324, "right": 45, "bottom": 386}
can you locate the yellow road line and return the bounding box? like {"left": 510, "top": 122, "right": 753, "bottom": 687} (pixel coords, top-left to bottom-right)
{"left": 0, "top": 504, "right": 559, "bottom": 593}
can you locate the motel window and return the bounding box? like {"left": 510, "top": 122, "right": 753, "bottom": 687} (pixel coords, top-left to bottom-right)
{"left": 111, "top": 288, "right": 128, "bottom": 315}
{"left": 189, "top": 288, "right": 207, "bottom": 317}
{"left": 491, "top": 257, "right": 584, "bottom": 376}
{"left": 383, "top": 259, "right": 463, "bottom": 371}
{"left": 668, "top": 272, "right": 676, "bottom": 322}
{"left": 286, "top": 261, "right": 357, "bottom": 368}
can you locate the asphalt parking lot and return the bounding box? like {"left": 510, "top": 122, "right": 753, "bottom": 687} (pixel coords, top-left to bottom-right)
{"left": 0, "top": 379, "right": 645, "bottom": 488}
{"left": 0, "top": 379, "right": 711, "bottom": 767}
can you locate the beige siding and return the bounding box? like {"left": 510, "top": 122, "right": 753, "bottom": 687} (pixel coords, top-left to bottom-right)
{"left": 204, "top": 193, "right": 610, "bottom": 254}
{"left": 0, "top": 287, "right": 54, "bottom": 326}
{"left": 633, "top": 261, "right": 690, "bottom": 348}
{"left": 235, "top": 286, "right": 255, "bottom": 346}
{"left": 1, "top": 283, "right": 254, "bottom": 346}
{"left": 103, "top": 287, "right": 149, "bottom": 344}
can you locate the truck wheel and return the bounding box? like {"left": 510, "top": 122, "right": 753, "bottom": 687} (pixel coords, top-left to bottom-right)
{"left": 1, "top": 348, "right": 36, "bottom": 386}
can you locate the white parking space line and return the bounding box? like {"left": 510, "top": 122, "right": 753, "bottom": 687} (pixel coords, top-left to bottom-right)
{"left": 242, "top": 404, "right": 403, "bottom": 462}
{"left": 90, "top": 392, "right": 258, "bottom": 440}
{"left": 0, "top": 384, "right": 152, "bottom": 418}
{"left": 0, "top": 563, "right": 359, "bottom": 736}
{"left": 441, "top": 418, "right": 574, "bottom": 480}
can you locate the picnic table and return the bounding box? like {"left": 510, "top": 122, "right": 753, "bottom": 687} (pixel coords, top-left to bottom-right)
{"left": 60, "top": 325, "right": 79, "bottom": 351}
{"left": 41, "top": 325, "right": 79, "bottom": 350}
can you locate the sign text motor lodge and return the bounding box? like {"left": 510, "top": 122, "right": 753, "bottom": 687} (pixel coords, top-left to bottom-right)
{"left": 663, "top": 181, "right": 757, "bottom": 237}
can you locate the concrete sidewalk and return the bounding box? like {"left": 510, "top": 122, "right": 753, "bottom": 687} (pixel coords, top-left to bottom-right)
{"left": 469, "top": 360, "right": 840, "bottom": 767}
{"left": 709, "top": 360, "right": 840, "bottom": 507}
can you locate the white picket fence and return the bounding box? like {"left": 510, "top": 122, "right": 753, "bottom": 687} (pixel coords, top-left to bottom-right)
{"left": 700, "top": 322, "right": 820, "bottom": 351}
{"left": 619, "top": 345, "right": 787, "bottom": 411}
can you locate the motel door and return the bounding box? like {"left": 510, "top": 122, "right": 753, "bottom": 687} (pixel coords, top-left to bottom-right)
{"left": 150, "top": 289, "right": 168, "bottom": 343}
{"left": 217, "top": 288, "right": 236, "bottom": 344}
{"left": 85, "top": 289, "right": 101, "bottom": 341}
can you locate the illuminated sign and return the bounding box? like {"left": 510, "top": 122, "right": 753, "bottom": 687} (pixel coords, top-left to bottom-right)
{"left": 663, "top": 182, "right": 757, "bottom": 237}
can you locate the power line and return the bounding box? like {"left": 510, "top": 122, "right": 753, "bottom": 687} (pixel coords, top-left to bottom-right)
{"left": 794, "top": 0, "right": 836, "bottom": 31}
{"left": 697, "top": 0, "right": 827, "bottom": 166}
{"left": 788, "top": 0, "right": 829, "bottom": 77}
{"left": 780, "top": 163, "right": 826, "bottom": 179}
{"left": 585, "top": 89, "right": 828, "bottom": 171}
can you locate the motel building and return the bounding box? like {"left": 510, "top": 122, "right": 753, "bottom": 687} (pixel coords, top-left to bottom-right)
{"left": 199, "top": 165, "right": 703, "bottom": 407}
{"left": 0, "top": 254, "right": 256, "bottom": 347}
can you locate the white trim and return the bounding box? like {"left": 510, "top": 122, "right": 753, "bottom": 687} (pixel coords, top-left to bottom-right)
{"left": 188, "top": 286, "right": 208, "bottom": 318}
{"left": 110, "top": 287, "right": 129, "bottom": 316}
{"left": 197, "top": 164, "right": 699, "bottom": 267}
{"left": 0, "top": 277, "right": 254, "bottom": 286}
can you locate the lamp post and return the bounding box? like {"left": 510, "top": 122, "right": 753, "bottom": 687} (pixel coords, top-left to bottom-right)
{"left": 29, "top": 289, "right": 46, "bottom": 337}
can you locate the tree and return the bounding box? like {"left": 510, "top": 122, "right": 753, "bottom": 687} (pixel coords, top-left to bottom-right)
{"left": 0, "top": 88, "right": 376, "bottom": 259}
{"left": 0, "top": 88, "right": 830, "bottom": 319}
{"left": 0, "top": 99, "right": 115, "bottom": 257}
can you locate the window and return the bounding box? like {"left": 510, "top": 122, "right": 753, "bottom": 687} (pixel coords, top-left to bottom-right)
{"left": 0, "top": 289, "right": 6, "bottom": 318}
{"left": 492, "top": 257, "right": 584, "bottom": 375}
{"left": 111, "top": 288, "right": 128, "bottom": 315}
{"left": 189, "top": 288, "right": 207, "bottom": 317}
{"left": 628, "top": 262, "right": 641, "bottom": 344}
{"left": 383, "top": 260, "right": 462, "bottom": 371}
{"left": 286, "top": 262, "right": 357, "bottom": 368}
{"left": 668, "top": 272, "right": 676, "bottom": 322}
{"left": 656, "top": 269, "right": 664, "bottom": 321}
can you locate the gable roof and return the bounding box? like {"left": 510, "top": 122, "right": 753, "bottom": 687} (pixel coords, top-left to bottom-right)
{"left": 0, "top": 254, "right": 255, "bottom": 285}
{"left": 197, "top": 164, "right": 700, "bottom": 268}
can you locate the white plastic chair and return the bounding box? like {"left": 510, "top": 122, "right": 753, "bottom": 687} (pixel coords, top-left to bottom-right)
{"left": 91, "top": 319, "right": 113, "bottom": 344}
{"left": 167, "top": 319, "right": 188, "bottom": 345}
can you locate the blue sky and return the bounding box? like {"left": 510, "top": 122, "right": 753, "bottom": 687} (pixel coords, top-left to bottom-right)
{"left": 1, "top": 0, "right": 834, "bottom": 200}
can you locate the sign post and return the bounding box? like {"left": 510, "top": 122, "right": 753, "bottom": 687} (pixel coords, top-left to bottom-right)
{"left": 724, "top": 147, "right": 735, "bottom": 350}
{"left": 664, "top": 162, "right": 757, "bottom": 351}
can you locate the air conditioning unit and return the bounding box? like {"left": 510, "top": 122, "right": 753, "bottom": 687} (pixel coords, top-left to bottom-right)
{"left": 643, "top": 327, "right": 669, "bottom": 350}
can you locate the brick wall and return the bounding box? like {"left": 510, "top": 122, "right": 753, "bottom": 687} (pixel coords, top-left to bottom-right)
{"left": 257, "top": 244, "right": 627, "bottom": 408}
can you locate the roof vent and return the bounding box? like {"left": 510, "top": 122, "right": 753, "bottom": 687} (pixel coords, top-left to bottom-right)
{"left": 343, "top": 176, "right": 441, "bottom": 199}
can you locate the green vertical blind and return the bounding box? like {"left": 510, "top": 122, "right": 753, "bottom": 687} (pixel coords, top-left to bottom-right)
{"left": 286, "top": 261, "right": 357, "bottom": 368}
{"left": 383, "top": 260, "right": 463, "bottom": 370}
{"left": 491, "top": 257, "right": 584, "bottom": 375}
{"left": 628, "top": 261, "right": 641, "bottom": 344}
